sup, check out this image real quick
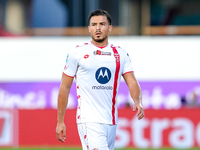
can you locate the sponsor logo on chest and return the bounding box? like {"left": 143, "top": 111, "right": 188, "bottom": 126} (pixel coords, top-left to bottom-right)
{"left": 93, "top": 50, "right": 111, "bottom": 56}
{"left": 92, "top": 67, "right": 113, "bottom": 90}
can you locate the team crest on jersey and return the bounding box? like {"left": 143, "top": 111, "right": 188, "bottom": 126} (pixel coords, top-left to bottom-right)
{"left": 93, "top": 50, "right": 111, "bottom": 56}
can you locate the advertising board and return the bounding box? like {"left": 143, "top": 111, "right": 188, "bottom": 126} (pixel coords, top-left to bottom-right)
{"left": 14, "top": 109, "right": 200, "bottom": 149}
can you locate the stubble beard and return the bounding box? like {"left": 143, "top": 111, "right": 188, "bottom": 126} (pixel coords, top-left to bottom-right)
{"left": 92, "top": 35, "right": 108, "bottom": 43}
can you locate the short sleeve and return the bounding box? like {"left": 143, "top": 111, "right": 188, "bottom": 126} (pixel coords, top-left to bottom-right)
{"left": 63, "top": 49, "right": 78, "bottom": 77}
{"left": 122, "top": 51, "right": 134, "bottom": 75}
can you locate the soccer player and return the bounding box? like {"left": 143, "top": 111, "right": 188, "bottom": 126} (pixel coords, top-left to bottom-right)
{"left": 56, "top": 9, "right": 144, "bottom": 150}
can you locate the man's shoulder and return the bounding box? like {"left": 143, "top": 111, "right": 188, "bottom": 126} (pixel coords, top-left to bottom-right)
{"left": 68, "top": 42, "right": 91, "bottom": 58}
{"left": 75, "top": 42, "right": 90, "bottom": 49}
{"left": 69, "top": 42, "right": 90, "bottom": 54}
{"left": 110, "top": 44, "right": 126, "bottom": 53}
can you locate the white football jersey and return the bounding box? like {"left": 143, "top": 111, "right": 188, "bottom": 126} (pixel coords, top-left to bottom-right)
{"left": 63, "top": 41, "right": 133, "bottom": 125}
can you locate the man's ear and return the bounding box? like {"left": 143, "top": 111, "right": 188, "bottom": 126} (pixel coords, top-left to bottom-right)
{"left": 88, "top": 26, "right": 90, "bottom": 32}
{"left": 109, "top": 25, "right": 112, "bottom": 32}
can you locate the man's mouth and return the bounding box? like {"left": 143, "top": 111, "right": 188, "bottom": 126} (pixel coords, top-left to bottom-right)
{"left": 95, "top": 32, "right": 101, "bottom": 36}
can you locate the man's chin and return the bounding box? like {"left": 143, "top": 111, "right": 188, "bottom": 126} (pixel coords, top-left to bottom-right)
{"left": 93, "top": 36, "right": 106, "bottom": 43}
{"left": 94, "top": 39, "right": 104, "bottom": 43}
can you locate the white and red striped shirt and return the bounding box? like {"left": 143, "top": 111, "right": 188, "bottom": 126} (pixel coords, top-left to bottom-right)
{"left": 63, "top": 41, "right": 133, "bottom": 125}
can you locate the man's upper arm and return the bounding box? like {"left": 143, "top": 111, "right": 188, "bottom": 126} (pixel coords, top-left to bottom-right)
{"left": 60, "top": 73, "right": 74, "bottom": 90}
{"left": 122, "top": 72, "right": 138, "bottom": 88}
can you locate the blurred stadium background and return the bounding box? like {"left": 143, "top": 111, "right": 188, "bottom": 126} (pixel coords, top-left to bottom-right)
{"left": 0, "top": 0, "right": 200, "bottom": 149}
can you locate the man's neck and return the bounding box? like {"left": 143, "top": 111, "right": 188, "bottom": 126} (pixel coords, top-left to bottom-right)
{"left": 91, "top": 40, "right": 108, "bottom": 47}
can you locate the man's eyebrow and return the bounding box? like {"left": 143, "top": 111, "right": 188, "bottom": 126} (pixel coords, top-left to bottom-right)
{"left": 91, "top": 21, "right": 107, "bottom": 24}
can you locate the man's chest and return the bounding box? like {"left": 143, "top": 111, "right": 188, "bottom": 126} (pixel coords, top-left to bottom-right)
{"left": 78, "top": 49, "right": 118, "bottom": 72}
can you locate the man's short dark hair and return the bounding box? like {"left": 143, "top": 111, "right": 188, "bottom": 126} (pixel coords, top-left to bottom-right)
{"left": 88, "top": 9, "right": 112, "bottom": 25}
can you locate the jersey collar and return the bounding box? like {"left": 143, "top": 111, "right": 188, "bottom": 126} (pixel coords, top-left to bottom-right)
{"left": 90, "top": 41, "right": 109, "bottom": 49}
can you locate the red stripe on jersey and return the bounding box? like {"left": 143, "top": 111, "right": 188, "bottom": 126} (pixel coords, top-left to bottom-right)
{"left": 111, "top": 45, "right": 120, "bottom": 125}
{"left": 63, "top": 72, "right": 74, "bottom": 78}
{"left": 122, "top": 71, "right": 134, "bottom": 75}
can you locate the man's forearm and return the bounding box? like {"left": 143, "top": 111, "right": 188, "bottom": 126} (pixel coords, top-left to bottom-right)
{"left": 129, "top": 81, "right": 142, "bottom": 106}
{"left": 57, "top": 86, "right": 70, "bottom": 123}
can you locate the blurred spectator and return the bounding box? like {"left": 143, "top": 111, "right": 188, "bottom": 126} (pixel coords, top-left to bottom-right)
{"left": 0, "top": 23, "right": 15, "bottom": 36}
{"left": 180, "top": 96, "right": 187, "bottom": 106}
{"left": 0, "top": 0, "right": 27, "bottom": 36}
{"left": 185, "top": 87, "right": 200, "bottom": 107}
{"left": 181, "top": 87, "right": 200, "bottom": 108}
{"left": 151, "top": 0, "right": 200, "bottom": 26}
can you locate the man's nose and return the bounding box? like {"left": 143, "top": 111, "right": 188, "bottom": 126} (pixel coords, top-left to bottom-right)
{"left": 96, "top": 24, "right": 100, "bottom": 30}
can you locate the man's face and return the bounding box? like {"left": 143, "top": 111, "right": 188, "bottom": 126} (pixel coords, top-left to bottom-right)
{"left": 88, "top": 15, "right": 112, "bottom": 44}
